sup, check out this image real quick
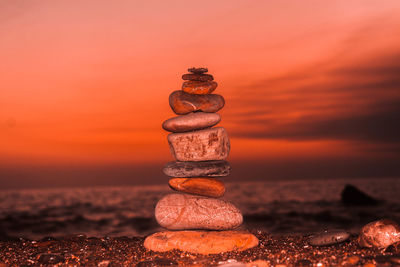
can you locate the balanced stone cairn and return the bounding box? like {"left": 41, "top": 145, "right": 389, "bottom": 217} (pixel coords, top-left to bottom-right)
{"left": 144, "top": 67, "right": 259, "bottom": 255}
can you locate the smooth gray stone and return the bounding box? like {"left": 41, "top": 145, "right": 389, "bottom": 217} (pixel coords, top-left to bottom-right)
{"left": 155, "top": 193, "right": 242, "bottom": 230}
{"left": 162, "top": 112, "right": 221, "bottom": 133}
{"left": 163, "top": 160, "right": 231, "bottom": 177}
{"left": 308, "top": 229, "right": 350, "bottom": 246}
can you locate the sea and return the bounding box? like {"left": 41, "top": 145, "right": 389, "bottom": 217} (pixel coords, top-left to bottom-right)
{"left": 1, "top": 177, "right": 400, "bottom": 240}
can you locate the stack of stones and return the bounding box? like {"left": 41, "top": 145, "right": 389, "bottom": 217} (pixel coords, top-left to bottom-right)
{"left": 144, "top": 68, "right": 259, "bottom": 255}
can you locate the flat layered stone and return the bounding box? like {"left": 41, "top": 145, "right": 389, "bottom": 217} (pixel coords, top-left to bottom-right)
{"left": 188, "top": 67, "right": 208, "bottom": 74}
{"left": 182, "top": 80, "right": 218, "bottom": 94}
{"left": 155, "top": 193, "right": 242, "bottom": 230}
{"left": 168, "top": 127, "right": 230, "bottom": 161}
{"left": 162, "top": 112, "right": 221, "bottom": 133}
{"left": 144, "top": 230, "right": 259, "bottom": 255}
{"left": 163, "top": 160, "right": 231, "bottom": 177}
{"left": 169, "top": 90, "right": 225, "bottom": 115}
{"left": 169, "top": 178, "right": 225, "bottom": 197}
{"left": 182, "top": 73, "right": 214, "bottom": 81}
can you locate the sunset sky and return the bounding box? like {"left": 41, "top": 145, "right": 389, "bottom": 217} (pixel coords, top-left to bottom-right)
{"left": 1, "top": 1, "right": 399, "bottom": 188}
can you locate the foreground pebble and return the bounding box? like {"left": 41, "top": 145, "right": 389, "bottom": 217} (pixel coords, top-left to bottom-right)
{"left": 144, "top": 231, "right": 258, "bottom": 255}
{"left": 163, "top": 160, "right": 231, "bottom": 177}
{"left": 168, "top": 127, "right": 230, "bottom": 161}
{"left": 169, "top": 178, "right": 225, "bottom": 197}
{"left": 182, "top": 80, "right": 218, "bottom": 94}
{"left": 162, "top": 112, "right": 221, "bottom": 133}
{"left": 308, "top": 229, "right": 350, "bottom": 246}
{"left": 155, "top": 193, "right": 242, "bottom": 230}
{"left": 359, "top": 219, "right": 400, "bottom": 248}
{"left": 169, "top": 90, "right": 225, "bottom": 115}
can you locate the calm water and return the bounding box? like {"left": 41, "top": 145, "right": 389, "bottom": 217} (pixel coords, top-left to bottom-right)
{"left": 1, "top": 177, "right": 399, "bottom": 239}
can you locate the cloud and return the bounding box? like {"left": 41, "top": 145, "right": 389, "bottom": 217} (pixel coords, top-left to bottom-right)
{"left": 226, "top": 51, "right": 400, "bottom": 147}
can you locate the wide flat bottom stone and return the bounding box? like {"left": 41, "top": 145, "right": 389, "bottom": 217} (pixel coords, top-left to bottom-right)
{"left": 144, "top": 230, "right": 259, "bottom": 255}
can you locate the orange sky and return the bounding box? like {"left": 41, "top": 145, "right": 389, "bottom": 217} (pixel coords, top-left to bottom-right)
{"left": 1, "top": 1, "right": 400, "bottom": 187}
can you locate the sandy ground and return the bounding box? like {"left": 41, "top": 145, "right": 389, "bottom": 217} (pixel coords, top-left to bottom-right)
{"left": 0, "top": 231, "right": 399, "bottom": 266}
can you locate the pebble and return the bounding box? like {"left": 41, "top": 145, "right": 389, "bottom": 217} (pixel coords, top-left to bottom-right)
{"left": 163, "top": 160, "right": 231, "bottom": 177}
{"left": 144, "top": 230, "right": 258, "bottom": 254}
{"left": 136, "top": 257, "right": 178, "bottom": 267}
{"left": 169, "top": 90, "right": 225, "bottom": 115}
{"left": 155, "top": 193, "right": 242, "bottom": 230}
{"left": 36, "top": 253, "right": 64, "bottom": 264}
{"left": 308, "top": 229, "right": 350, "bottom": 246}
{"left": 162, "top": 112, "right": 221, "bottom": 133}
{"left": 188, "top": 67, "right": 208, "bottom": 74}
{"left": 182, "top": 73, "right": 214, "bottom": 81}
{"left": 295, "top": 259, "right": 312, "bottom": 267}
{"left": 169, "top": 178, "right": 225, "bottom": 197}
{"left": 168, "top": 127, "right": 230, "bottom": 161}
{"left": 182, "top": 80, "right": 218, "bottom": 94}
{"left": 358, "top": 219, "right": 400, "bottom": 248}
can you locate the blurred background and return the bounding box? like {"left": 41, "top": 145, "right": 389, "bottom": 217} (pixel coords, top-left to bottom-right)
{"left": 0, "top": 1, "right": 399, "bottom": 239}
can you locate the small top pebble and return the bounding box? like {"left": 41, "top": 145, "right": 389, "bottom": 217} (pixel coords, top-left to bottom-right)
{"left": 188, "top": 67, "right": 208, "bottom": 74}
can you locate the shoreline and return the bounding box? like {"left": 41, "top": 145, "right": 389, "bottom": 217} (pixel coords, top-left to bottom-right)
{"left": 1, "top": 231, "right": 398, "bottom": 266}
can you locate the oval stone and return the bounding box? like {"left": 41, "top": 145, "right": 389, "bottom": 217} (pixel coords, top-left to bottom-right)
{"left": 162, "top": 112, "right": 221, "bottom": 133}
{"left": 359, "top": 219, "right": 400, "bottom": 248}
{"left": 163, "top": 160, "right": 231, "bottom": 177}
{"left": 182, "top": 80, "right": 218, "bottom": 95}
{"left": 169, "top": 90, "right": 225, "bottom": 115}
{"left": 144, "top": 230, "right": 258, "bottom": 255}
{"left": 182, "top": 73, "right": 214, "bottom": 81}
{"left": 169, "top": 178, "right": 225, "bottom": 198}
{"left": 155, "top": 193, "right": 242, "bottom": 230}
{"left": 308, "top": 229, "right": 350, "bottom": 246}
{"left": 168, "top": 127, "right": 230, "bottom": 161}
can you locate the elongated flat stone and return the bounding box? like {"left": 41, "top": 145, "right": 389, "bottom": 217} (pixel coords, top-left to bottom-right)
{"left": 169, "top": 178, "right": 225, "bottom": 197}
{"left": 162, "top": 112, "right": 221, "bottom": 133}
{"left": 168, "top": 127, "right": 230, "bottom": 161}
{"left": 163, "top": 160, "right": 231, "bottom": 177}
{"left": 169, "top": 90, "right": 225, "bottom": 115}
{"left": 144, "top": 230, "right": 258, "bottom": 255}
{"left": 155, "top": 193, "right": 242, "bottom": 230}
{"left": 308, "top": 229, "right": 350, "bottom": 246}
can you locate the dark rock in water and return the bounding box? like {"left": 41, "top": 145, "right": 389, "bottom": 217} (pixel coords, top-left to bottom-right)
{"left": 341, "top": 184, "right": 381, "bottom": 206}
{"left": 163, "top": 160, "right": 231, "bottom": 177}
{"left": 37, "top": 253, "right": 64, "bottom": 264}
{"left": 359, "top": 219, "right": 400, "bottom": 248}
{"left": 308, "top": 229, "right": 350, "bottom": 246}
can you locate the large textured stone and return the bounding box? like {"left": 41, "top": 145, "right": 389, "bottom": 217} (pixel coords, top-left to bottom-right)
{"left": 358, "top": 219, "right": 400, "bottom": 248}
{"left": 144, "top": 230, "right": 259, "bottom": 255}
{"left": 169, "top": 178, "right": 225, "bottom": 197}
{"left": 168, "top": 127, "right": 230, "bottom": 161}
{"left": 163, "top": 160, "right": 231, "bottom": 177}
{"left": 155, "top": 193, "right": 242, "bottom": 230}
{"left": 182, "top": 80, "right": 218, "bottom": 95}
{"left": 162, "top": 112, "right": 221, "bottom": 133}
{"left": 169, "top": 90, "right": 225, "bottom": 115}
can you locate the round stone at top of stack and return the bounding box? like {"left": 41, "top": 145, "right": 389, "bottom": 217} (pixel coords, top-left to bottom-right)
{"left": 182, "top": 67, "right": 218, "bottom": 95}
